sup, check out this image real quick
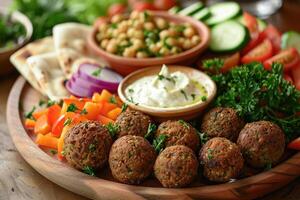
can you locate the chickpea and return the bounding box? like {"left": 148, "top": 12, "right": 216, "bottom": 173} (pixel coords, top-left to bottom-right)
{"left": 116, "top": 33, "right": 127, "bottom": 43}
{"left": 144, "top": 22, "right": 155, "bottom": 30}
{"left": 159, "top": 30, "right": 169, "bottom": 39}
{"left": 127, "top": 28, "right": 135, "bottom": 37}
{"left": 177, "top": 37, "right": 185, "bottom": 47}
{"left": 123, "top": 47, "right": 136, "bottom": 58}
{"left": 106, "top": 40, "right": 117, "bottom": 53}
{"left": 149, "top": 43, "right": 159, "bottom": 52}
{"left": 156, "top": 41, "right": 163, "bottom": 49}
{"left": 133, "top": 30, "right": 144, "bottom": 40}
{"left": 138, "top": 11, "right": 152, "bottom": 22}
{"left": 169, "top": 22, "right": 176, "bottom": 27}
{"left": 130, "top": 11, "right": 140, "bottom": 20}
{"left": 182, "top": 40, "right": 193, "bottom": 50}
{"left": 136, "top": 51, "right": 148, "bottom": 58}
{"left": 184, "top": 27, "right": 196, "bottom": 38}
{"left": 168, "top": 28, "right": 179, "bottom": 37}
{"left": 118, "top": 22, "right": 128, "bottom": 33}
{"left": 166, "top": 37, "right": 177, "bottom": 46}
{"left": 171, "top": 46, "right": 182, "bottom": 55}
{"left": 100, "top": 39, "right": 109, "bottom": 49}
{"left": 133, "top": 20, "right": 143, "bottom": 30}
{"left": 111, "top": 14, "right": 123, "bottom": 23}
{"left": 112, "top": 29, "right": 119, "bottom": 37}
{"left": 99, "top": 23, "right": 108, "bottom": 32}
{"left": 119, "top": 40, "right": 130, "bottom": 47}
{"left": 155, "top": 18, "right": 168, "bottom": 29}
{"left": 132, "top": 39, "right": 144, "bottom": 49}
{"left": 191, "top": 35, "right": 201, "bottom": 46}
{"left": 159, "top": 47, "right": 171, "bottom": 57}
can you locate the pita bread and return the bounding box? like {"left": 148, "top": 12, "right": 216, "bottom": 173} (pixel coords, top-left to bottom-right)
{"left": 53, "top": 23, "right": 107, "bottom": 78}
{"left": 27, "top": 52, "right": 69, "bottom": 101}
{"left": 10, "top": 37, "right": 54, "bottom": 94}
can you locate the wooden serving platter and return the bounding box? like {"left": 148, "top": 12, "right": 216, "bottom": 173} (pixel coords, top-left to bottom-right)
{"left": 7, "top": 76, "right": 300, "bottom": 200}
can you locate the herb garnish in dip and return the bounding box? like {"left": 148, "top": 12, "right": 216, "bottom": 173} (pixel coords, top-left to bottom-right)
{"left": 125, "top": 65, "right": 208, "bottom": 108}
{"left": 0, "top": 14, "right": 26, "bottom": 49}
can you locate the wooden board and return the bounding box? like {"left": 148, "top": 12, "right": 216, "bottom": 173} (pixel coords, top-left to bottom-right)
{"left": 7, "top": 76, "right": 300, "bottom": 200}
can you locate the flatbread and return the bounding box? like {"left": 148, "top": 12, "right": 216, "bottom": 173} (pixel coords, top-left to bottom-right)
{"left": 10, "top": 37, "right": 54, "bottom": 95}
{"left": 27, "top": 52, "right": 69, "bottom": 101}
{"left": 53, "top": 23, "right": 107, "bottom": 78}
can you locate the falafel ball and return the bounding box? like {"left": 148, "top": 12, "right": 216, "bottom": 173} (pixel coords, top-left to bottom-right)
{"left": 154, "top": 145, "right": 198, "bottom": 188}
{"left": 201, "top": 107, "right": 245, "bottom": 142}
{"left": 115, "top": 109, "right": 152, "bottom": 138}
{"left": 64, "top": 121, "right": 113, "bottom": 171}
{"left": 109, "top": 135, "right": 156, "bottom": 184}
{"left": 199, "top": 137, "right": 244, "bottom": 182}
{"left": 237, "top": 120, "right": 285, "bottom": 168}
{"left": 156, "top": 120, "right": 200, "bottom": 152}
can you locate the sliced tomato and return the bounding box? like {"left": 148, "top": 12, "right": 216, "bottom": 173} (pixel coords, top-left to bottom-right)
{"left": 93, "top": 17, "right": 108, "bottom": 28}
{"left": 263, "top": 48, "right": 300, "bottom": 71}
{"left": 108, "top": 3, "right": 127, "bottom": 17}
{"left": 154, "top": 0, "right": 176, "bottom": 10}
{"left": 221, "top": 52, "right": 240, "bottom": 73}
{"left": 243, "top": 12, "right": 259, "bottom": 34}
{"left": 133, "top": 2, "right": 157, "bottom": 11}
{"left": 284, "top": 73, "right": 294, "bottom": 84}
{"left": 288, "top": 137, "right": 300, "bottom": 150}
{"left": 260, "top": 25, "right": 281, "bottom": 53}
{"left": 291, "top": 61, "right": 300, "bottom": 90}
{"left": 241, "top": 39, "right": 273, "bottom": 64}
{"left": 47, "top": 104, "right": 61, "bottom": 127}
{"left": 242, "top": 32, "right": 265, "bottom": 55}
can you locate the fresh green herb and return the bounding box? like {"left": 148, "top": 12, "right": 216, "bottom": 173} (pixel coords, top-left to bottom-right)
{"left": 174, "top": 25, "right": 185, "bottom": 32}
{"left": 47, "top": 100, "right": 56, "bottom": 107}
{"left": 163, "top": 37, "right": 172, "bottom": 50}
{"left": 106, "top": 122, "right": 119, "bottom": 139}
{"left": 143, "top": 11, "right": 150, "bottom": 21}
{"left": 91, "top": 68, "right": 102, "bottom": 77}
{"left": 202, "top": 58, "right": 224, "bottom": 73}
{"left": 83, "top": 166, "right": 96, "bottom": 176}
{"left": 144, "top": 123, "right": 157, "bottom": 140}
{"left": 158, "top": 74, "right": 165, "bottom": 80}
{"left": 212, "top": 62, "right": 300, "bottom": 141}
{"left": 80, "top": 108, "right": 88, "bottom": 115}
{"left": 191, "top": 94, "right": 196, "bottom": 101}
{"left": 199, "top": 132, "right": 208, "bottom": 145}
{"left": 116, "top": 41, "right": 132, "bottom": 55}
{"left": 127, "top": 97, "right": 138, "bottom": 105}
{"left": 63, "top": 118, "right": 72, "bottom": 127}
{"left": 153, "top": 134, "right": 168, "bottom": 153}
{"left": 264, "top": 163, "right": 272, "bottom": 171}
{"left": 67, "top": 103, "right": 78, "bottom": 112}
{"left": 50, "top": 149, "right": 57, "bottom": 155}
{"left": 89, "top": 143, "right": 97, "bottom": 152}
{"left": 110, "top": 23, "right": 118, "bottom": 29}
{"left": 39, "top": 100, "right": 46, "bottom": 107}
{"left": 178, "top": 119, "right": 190, "bottom": 129}
{"left": 109, "top": 95, "right": 117, "bottom": 104}
{"left": 25, "top": 106, "right": 36, "bottom": 120}
{"left": 207, "top": 148, "right": 214, "bottom": 160}
{"left": 128, "top": 88, "right": 134, "bottom": 93}
{"left": 201, "top": 96, "right": 207, "bottom": 102}
{"left": 121, "top": 103, "right": 128, "bottom": 112}
{"left": 180, "top": 90, "right": 188, "bottom": 100}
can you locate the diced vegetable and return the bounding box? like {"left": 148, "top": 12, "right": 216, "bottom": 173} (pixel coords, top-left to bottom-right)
{"left": 97, "top": 115, "right": 114, "bottom": 125}
{"left": 57, "top": 126, "right": 69, "bottom": 160}
{"left": 221, "top": 52, "right": 240, "bottom": 73}
{"left": 209, "top": 20, "right": 250, "bottom": 53}
{"left": 291, "top": 62, "right": 300, "bottom": 90}
{"left": 36, "top": 134, "right": 58, "bottom": 149}
{"left": 241, "top": 39, "right": 273, "bottom": 64}
{"left": 51, "top": 115, "right": 66, "bottom": 137}
{"left": 99, "top": 89, "right": 113, "bottom": 102}
{"left": 100, "top": 102, "right": 118, "bottom": 116}
{"left": 32, "top": 109, "right": 48, "bottom": 120}
{"left": 47, "top": 104, "right": 61, "bottom": 127}
{"left": 288, "top": 137, "right": 300, "bottom": 150}
{"left": 178, "top": 2, "right": 204, "bottom": 16}
{"left": 205, "top": 2, "right": 241, "bottom": 26}
{"left": 192, "top": 8, "right": 211, "bottom": 21}
{"left": 34, "top": 114, "right": 51, "bottom": 135}
{"left": 281, "top": 31, "right": 300, "bottom": 53}
{"left": 263, "top": 48, "right": 300, "bottom": 71}
{"left": 107, "top": 108, "right": 122, "bottom": 120}
{"left": 260, "top": 25, "right": 281, "bottom": 53}
{"left": 83, "top": 102, "right": 103, "bottom": 120}
{"left": 25, "top": 119, "right": 36, "bottom": 129}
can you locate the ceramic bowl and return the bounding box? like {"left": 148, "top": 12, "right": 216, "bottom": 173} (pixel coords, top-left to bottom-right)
{"left": 0, "top": 9, "right": 33, "bottom": 76}
{"left": 88, "top": 11, "right": 210, "bottom": 76}
{"left": 118, "top": 65, "right": 217, "bottom": 122}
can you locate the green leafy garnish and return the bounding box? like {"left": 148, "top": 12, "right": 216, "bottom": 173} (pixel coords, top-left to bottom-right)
{"left": 50, "top": 149, "right": 57, "bottom": 155}
{"left": 25, "top": 106, "right": 36, "bottom": 120}
{"left": 109, "top": 95, "right": 117, "bottom": 104}
{"left": 47, "top": 100, "right": 56, "bottom": 107}
{"left": 199, "top": 132, "right": 209, "bottom": 145}
{"left": 67, "top": 103, "right": 78, "bottom": 112}
{"left": 213, "top": 62, "right": 300, "bottom": 141}
{"left": 201, "top": 96, "right": 207, "bottom": 102}
{"left": 178, "top": 119, "right": 190, "bottom": 129}
{"left": 83, "top": 166, "right": 96, "bottom": 176}
{"left": 63, "top": 118, "right": 72, "bottom": 127}
{"left": 80, "top": 108, "right": 88, "bottom": 115}
{"left": 106, "top": 122, "right": 119, "bottom": 139}
{"left": 144, "top": 123, "right": 157, "bottom": 140}
{"left": 180, "top": 90, "right": 188, "bottom": 100}
{"left": 89, "top": 143, "right": 97, "bottom": 152}
{"left": 128, "top": 88, "right": 134, "bottom": 93}
{"left": 121, "top": 103, "right": 128, "bottom": 112}
{"left": 39, "top": 100, "right": 46, "bottom": 107}
{"left": 207, "top": 148, "right": 214, "bottom": 160}
{"left": 191, "top": 94, "right": 196, "bottom": 100}
{"left": 91, "top": 68, "right": 102, "bottom": 77}
{"left": 153, "top": 134, "right": 168, "bottom": 153}
{"left": 202, "top": 58, "right": 224, "bottom": 73}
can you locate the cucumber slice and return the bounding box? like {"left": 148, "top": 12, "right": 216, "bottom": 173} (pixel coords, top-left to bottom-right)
{"left": 169, "top": 6, "right": 181, "bottom": 14}
{"left": 178, "top": 2, "right": 204, "bottom": 16}
{"left": 192, "top": 8, "right": 211, "bottom": 21}
{"left": 205, "top": 2, "right": 242, "bottom": 26}
{"left": 236, "top": 15, "right": 267, "bottom": 32}
{"left": 209, "top": 20, "right": 250, "bottom": 52}
{"left": 281, "top": 31, "right": 300, "bottom": 53}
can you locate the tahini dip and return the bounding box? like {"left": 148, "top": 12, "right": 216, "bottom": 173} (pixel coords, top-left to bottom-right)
{"left": 125, "top": 65, "right": 208, "bottom": 108}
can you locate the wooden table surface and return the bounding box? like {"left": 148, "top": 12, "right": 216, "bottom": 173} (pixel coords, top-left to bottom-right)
{"left": 1, "top": 0, "right": 300, "bottom": 200}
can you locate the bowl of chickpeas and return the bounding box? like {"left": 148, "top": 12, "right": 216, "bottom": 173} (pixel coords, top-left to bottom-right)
{"left": 88, "top": 11, "right": 210, "bottom": 75}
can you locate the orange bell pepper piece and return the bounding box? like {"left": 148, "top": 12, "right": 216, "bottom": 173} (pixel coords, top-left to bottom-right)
{"left": 107, "top": 107, "right": 122, "bottom": 120}
{"left": 34, "top": 114, "right": 51, "bottom": 135}
{"left": 32, "top": 108, "right": 48, "bottom": 120}
{"left": 36, "top": 133, "right": 58, "bottom": 149}
{"left": 100, "top": 102, "right": 118, "bottom": 116}
{"left": 57, "top": 126, "right": 69, "bottom": 160}
{"left": 99, "top": 89, "right": 113, "bottom": 102}
{"left": 92, "top": 92, "right": 101, "bottom": 103}
{"left": 25, "top": 119, "right": 36, "bottom": 129}
{"left": 97, "top": 115, "right": 114, "bottom": 125}
{"left": 82, "top": 102, "right": 103, "bottom": 120}
{"left": 47, "top": 104, "right": 61, "bottom": 127}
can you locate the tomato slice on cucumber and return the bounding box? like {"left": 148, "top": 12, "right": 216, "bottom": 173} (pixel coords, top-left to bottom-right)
{"left": 263, "top": 48, "right": 300, "bottom": 71}
{"left": 241, "top": 39, "right": 273, "bottom": 64}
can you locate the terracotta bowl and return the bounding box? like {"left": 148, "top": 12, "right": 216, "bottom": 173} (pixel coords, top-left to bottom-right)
{"left": 88, "top": 11, "right": 210, "bottom": 76}
{"left": 0, "top": 8, "right": 33, "bottom": 76}
{"left": 118, "top": 65, "right": 217, "bottom": 122}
